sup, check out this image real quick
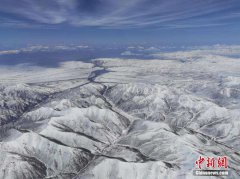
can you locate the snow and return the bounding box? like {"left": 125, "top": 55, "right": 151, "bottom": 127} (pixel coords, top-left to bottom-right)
{"left": 0, "top": 45, "right": 240, "bottom": 178}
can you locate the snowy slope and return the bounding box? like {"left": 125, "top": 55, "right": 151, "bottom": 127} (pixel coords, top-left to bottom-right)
{"left": 0, "top": 46, "right": 240, "bottom": 179}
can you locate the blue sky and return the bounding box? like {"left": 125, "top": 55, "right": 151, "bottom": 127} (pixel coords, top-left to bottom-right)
{"left": 1, "top": 0, "right": 240, "bottom": 47}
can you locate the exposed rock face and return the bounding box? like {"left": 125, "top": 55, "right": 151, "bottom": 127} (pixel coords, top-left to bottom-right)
{"left": 0, "top": 49, "right": 240, "bottom": 178}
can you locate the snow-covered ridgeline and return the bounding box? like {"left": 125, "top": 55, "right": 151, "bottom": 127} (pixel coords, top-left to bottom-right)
{"left": 0, "top": 47, "right": 240, "bottom": 178}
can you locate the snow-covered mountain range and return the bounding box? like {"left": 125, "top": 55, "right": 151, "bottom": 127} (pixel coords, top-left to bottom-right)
{"left": 0, "top": 46, "right": 240, "bottom": 179}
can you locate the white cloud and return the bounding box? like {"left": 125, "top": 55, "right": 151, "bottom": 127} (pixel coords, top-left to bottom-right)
{"left": 0, "top": 0, "right": 237, "bottom": 28}
{"left": 0, "top": 45, "right": 90, "bottom": 56}
{"left": 0, "top": 50, "right": 20, "bottom": 55}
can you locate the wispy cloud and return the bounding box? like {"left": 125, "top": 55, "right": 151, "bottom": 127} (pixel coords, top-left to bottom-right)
{"left": 0, "top": 44, "right": 90, "bottom": 56}
{"left": 0, "top": 0, "right": 239, "bottom": 29}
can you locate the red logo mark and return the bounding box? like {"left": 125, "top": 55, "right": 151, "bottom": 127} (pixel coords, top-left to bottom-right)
{"left": 195, "top": 156, "right": 205, "bottom": 169}
{"left": 218, "top": 156, "right": 228, "bottom": 168}
{"left": 195, "top": 156, "right": 228, "bottom": 169}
